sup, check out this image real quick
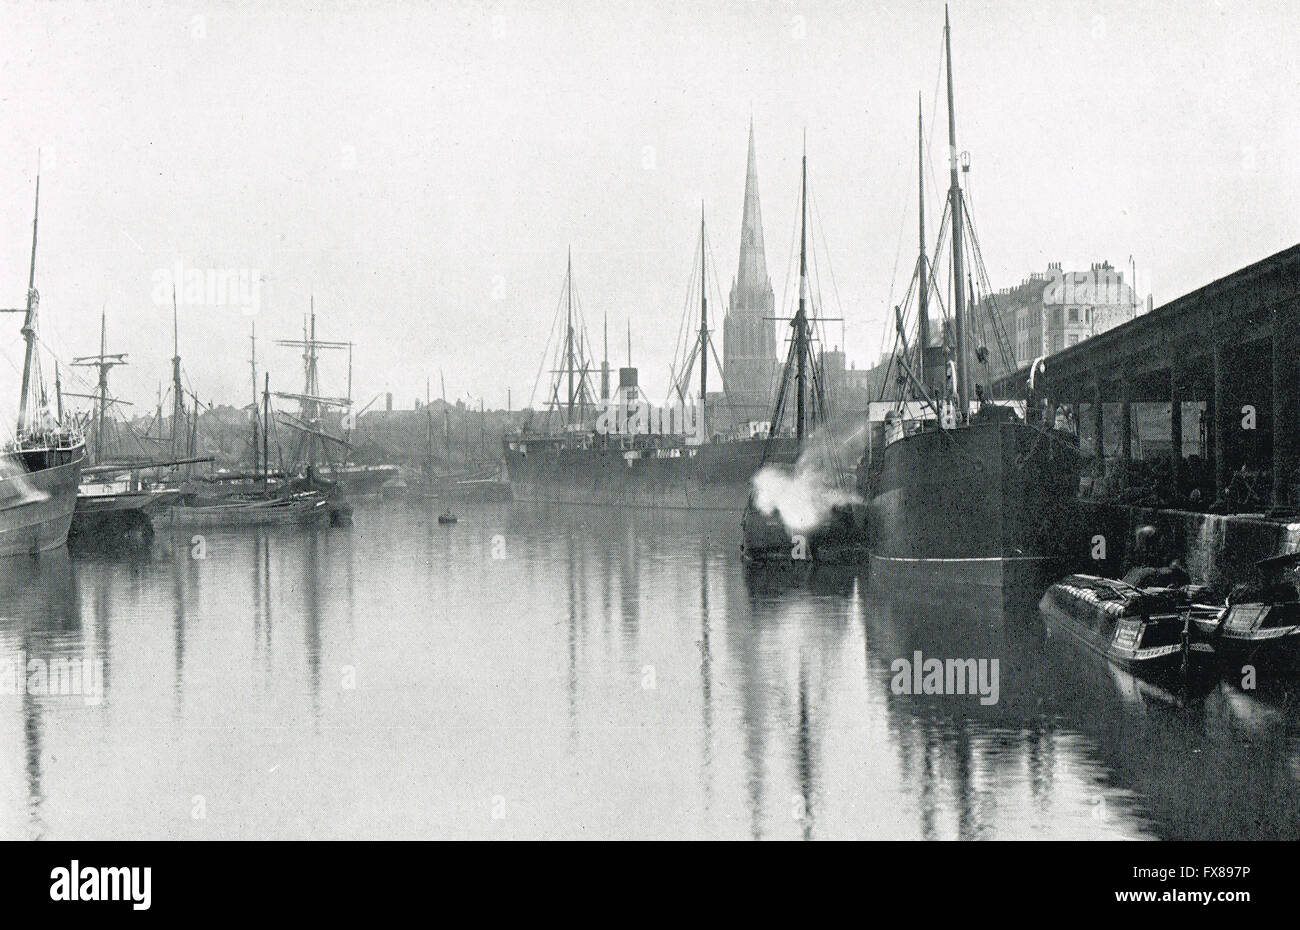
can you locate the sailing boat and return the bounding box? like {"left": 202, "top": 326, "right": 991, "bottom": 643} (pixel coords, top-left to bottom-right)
{"left": 275, "top": 304, "right": 395, "bottom": 497}
{"left": 408, "top": 371, "right": 511, "bottom": 502}
{"left": 0, "top": 173, "right": 87, "bottom": 556}
{"left": 67, "top": 310, "right": 181, "bottom": 544}
{"left": 860, "top": 8, "right": 1081, "bottom": 605}
{"left": 741, "top": 142, "right": 869, "bottom": 564}
{"left": 167, "top": 341, "right": 330, "bottom": 527}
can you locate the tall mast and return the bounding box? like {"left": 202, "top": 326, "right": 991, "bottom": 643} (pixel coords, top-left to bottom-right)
{"left": 262, "top": 373, "right": 270, "bottom": 487}
{"left": 189, "top": 392, "right": 199, "bottom": 472}
{"left": 440, "top": 370, "right": 450, "bottom": 459}
{"left": 565, "top": 248, "right": 575, "bottom": 425}
{"left": 699, "top": 201, "right": 708, "bottom": 440}
{"left": 425, "top": 378, "right": 433, "bottom": 472}
{"left": 600, "top": 311, "right": 609, "bottom": 402}
{"left": 16, "top": 173, "right": 41, "bottom": 433}
{"left": 96, "top": 310, "right": 107, "bottom": 462}
{"left": 945, "top": 5, "right": 969, "bottom": 421}
{"left": 917, "top": 93, "right": 930, "bottom": 388}
{"left": 172, "top": 285, "right": 185, "bottom": 458}
{"left": 273, "top": 303, "right": 348, "bottom": 471}
{"left": 306, "top": 302, "right": 317, "bottom": 465}
{"left": 250, "top": 322, "right": 259, "bottom": 471}
{"left": 795, "top": 138, "right": 809, "bottom": 444}
{"left": 71, "top": 310, "right": 129, "bottom": 464}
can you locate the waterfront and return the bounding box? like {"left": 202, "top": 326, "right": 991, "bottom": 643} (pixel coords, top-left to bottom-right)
{"left": 0, "top": 501, "right": 1295, "bottom": 840}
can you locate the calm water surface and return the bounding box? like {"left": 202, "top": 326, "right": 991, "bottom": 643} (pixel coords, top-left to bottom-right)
{"left": 2, "top": 500, "right": 1298, "bottom": 840}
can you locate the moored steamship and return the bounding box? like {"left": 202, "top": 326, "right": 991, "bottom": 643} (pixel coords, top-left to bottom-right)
{"left": 860, "top": 9, "right": 1081, "bottom": 603}
{"left": 504, "top": 128, "right": 797, "bottom": 511}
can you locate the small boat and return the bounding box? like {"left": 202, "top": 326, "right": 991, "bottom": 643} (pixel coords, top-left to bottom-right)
{"left": 167, "top": 489, "right": 331, "bottom": 527}
{"left": 1039, "top": 574, "right": 1210, "bottom": 680}
{"left": 1190, "top": 553, "right": 1300, "bottom": 670}
{"left": 437, "top": 511, "right": 458, "bottom": 525}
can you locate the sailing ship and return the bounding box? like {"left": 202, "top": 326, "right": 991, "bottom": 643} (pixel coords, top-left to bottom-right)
{"left": 410, "top": 372, "right": 512, "bottom": 502}
{"left": 860, "top": 8, "right": 1082, "bottom": 603}
{"left": 274, "top": 304, "right": 395, "bottom": 497}
{"left": 0, "top": 174, "right": 86, "bottom": 556}
{"left": 741, "top": 143, "right": 868, "bottom": 564}
{"left": 67, "top": 309, "right": 182, "bottom": 545}
{"left": 168, "top": 369, "right": 330, "bottom": 527}
{"left": 166, "top": 325, "right": 330, "bottom": 528}
{"left": 504, "top": 141, "right": 797, "bottom": 511}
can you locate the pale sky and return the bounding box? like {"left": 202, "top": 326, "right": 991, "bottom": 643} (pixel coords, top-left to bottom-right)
{"left": 1, "top": 0, "right": 1295, "bottom": 417}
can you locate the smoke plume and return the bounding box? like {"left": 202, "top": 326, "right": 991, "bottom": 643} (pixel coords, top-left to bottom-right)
{"left": 750, "top": 425, "right": 863, "bottom": 534}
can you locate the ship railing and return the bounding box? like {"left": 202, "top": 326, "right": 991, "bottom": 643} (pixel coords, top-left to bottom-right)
{"left": 6, "top": 427, "right": 86, "bottom": 453}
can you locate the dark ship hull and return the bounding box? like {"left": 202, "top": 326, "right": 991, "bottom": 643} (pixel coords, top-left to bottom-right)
{"left": 503, "top": 435, "right": 798, "bottom": 511}
{"left": 741, "top": 498, "right": 872, "bottom": 565}
{"left": 868, "top": 421, "right": 1082, "bottom": 609}
{"left": 69, "top": 486, "right": 180, "bottom": 547}
{"left": 0, "top": 445, "right": 86, "bottom": 557}
{"left": 318, "top": 464, "right": 399, "bottom": 496}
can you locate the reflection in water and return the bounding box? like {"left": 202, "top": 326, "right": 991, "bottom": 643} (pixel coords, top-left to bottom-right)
{"left": 172, "top": 552, "right": 186, "bottom": 719}
{"left": 0, "top": 551, "right": 80, "bottom": 839}
{"left": 697, "top": 538, "right": 713, "bottom": 817}
{"left": 2, "top": 502, "right": 1299, "bottom": 839}
{"left": 304, "top": 530, "right": 322, "bottom": 721}
{"left": 795, "top": 662, "right": 813, "bottom": 841}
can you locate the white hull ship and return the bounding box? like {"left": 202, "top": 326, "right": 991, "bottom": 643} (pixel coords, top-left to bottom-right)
{"left": 0, "top": 439, "right": 84, "bottom": 556}
{"left": 0, "top": 174, "right": 86, "bottom": 556}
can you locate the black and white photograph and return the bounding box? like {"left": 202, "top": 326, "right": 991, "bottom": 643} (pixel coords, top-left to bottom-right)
{"left": 0, "top": 0, "right": 1295, "bottom": 908}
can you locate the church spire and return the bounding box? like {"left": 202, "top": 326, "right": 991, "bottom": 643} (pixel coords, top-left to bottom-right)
{"left": 724, "top": 119, "right": 778, "bottom": 422}
{"left": 735, "top": 118, "right": 768, "bottom": 294}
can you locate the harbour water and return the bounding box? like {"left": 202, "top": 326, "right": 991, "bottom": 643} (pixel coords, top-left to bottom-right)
{"left": 1, "top": 500, "right": 1298, "bottom": 840}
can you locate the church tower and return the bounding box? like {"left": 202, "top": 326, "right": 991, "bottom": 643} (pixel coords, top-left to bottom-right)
{"left": 723, "top": 121, "right": 778, "bottom": 423}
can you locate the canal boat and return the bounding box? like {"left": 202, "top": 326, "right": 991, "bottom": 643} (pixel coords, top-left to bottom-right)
{"left": 1193, "top": 600, "right": 1300, "bottom": 670}
{"left": 1039, "top": 574, "right": 1210, "bottom": 679}
{"left": 1189, "top": 553, "right": 1300, "bottom": 670}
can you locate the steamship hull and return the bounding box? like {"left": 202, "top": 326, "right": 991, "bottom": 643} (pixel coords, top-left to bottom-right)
{"left": 0, "top": 449, "right": 85, "bottom": 557}
{"left": 503, "top": 436, "right": 798, "bottom": 511}
{"left": 868, "top": 421, "right": 1082, "bottom": 611}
